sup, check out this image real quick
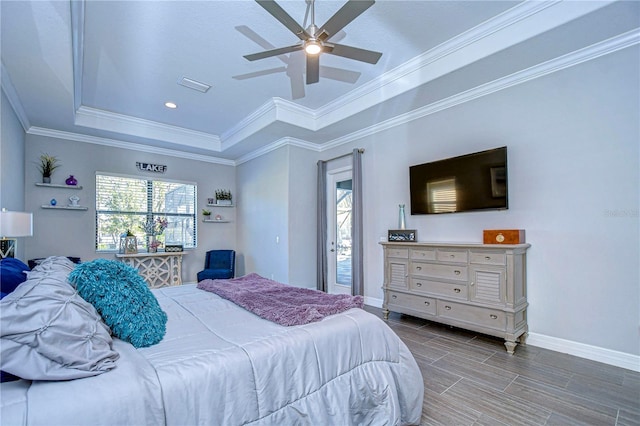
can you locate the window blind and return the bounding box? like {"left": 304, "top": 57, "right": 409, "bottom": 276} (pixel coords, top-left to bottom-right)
{"left": 96, "top": 174, "right": 197, "bottom": 251}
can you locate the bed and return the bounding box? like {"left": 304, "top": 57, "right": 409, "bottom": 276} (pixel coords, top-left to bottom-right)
{"left": 1, "top": 259, "right": 424, "bottom": 425}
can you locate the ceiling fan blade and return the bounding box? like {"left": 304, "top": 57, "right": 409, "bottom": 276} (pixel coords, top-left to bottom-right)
{"left": 317, "top": 0, "right": 374, "bottom": 41}
{"left": 319, "top": 66, "right": 361, "bottom": 84}
{"left": 232, "top": 67, "right": 288, "bottom": 80}
{"left": 306, "top": 55, "right": 319, "bottom": 84}
{"left": 290, "top": 72, "right": 306, "bottom": 99}
{"left": 327, "top": 43, "right": 382, "bottom": 64}
{"left": 244, "top": 44, "right": 303, "bottom": 61}
{"left": 256, "top": 0, "right": 310, "bottom": 41}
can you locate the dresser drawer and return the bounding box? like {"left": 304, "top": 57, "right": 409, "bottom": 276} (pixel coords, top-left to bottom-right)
{"left": 412, "top": 262, "right": 468, "bottom": 281}
{"left": 411, "top": 249, "right": 436, "bottom": 261}
{"left": 410, "top": 278, "right": 467, "bottom": 300}
{"left": 436, "top": 249, "right": 468, "bottom": 263}
{"left": 470, "top": 251, "right": 506, "bottom": 266}
{"left": 387, "top": 248, "right": 409, "bottom": 259}
{"left": 386, "top": 291, "right": 436, "bottom": 315}
{"left": 437, "top": 300, "right": 506, "bottom": 331}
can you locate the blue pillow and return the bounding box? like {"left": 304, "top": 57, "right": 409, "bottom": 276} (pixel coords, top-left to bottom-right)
{"left": 68, "top": 259, "right": 167, "bottom": 348}
{"left": 0, "top": 258, "right": 30, "bottom": 298}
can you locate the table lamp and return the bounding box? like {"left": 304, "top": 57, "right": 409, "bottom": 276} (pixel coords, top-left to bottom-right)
{"left": 0, "top": 209, "right": 33, "bottom": 259}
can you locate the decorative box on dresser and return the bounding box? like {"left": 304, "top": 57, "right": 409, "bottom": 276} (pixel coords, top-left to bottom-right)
{"left": 380, "top": 241, "right": 530, "bottom": 354}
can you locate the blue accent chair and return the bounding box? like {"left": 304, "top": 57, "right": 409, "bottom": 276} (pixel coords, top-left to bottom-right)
{"left": 197, "top": 250, "right": 235, "bottom": 282}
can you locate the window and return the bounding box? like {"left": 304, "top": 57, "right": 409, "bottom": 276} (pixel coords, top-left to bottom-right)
{"left": 96, "top": 173, "right": 197, "bottom": 251}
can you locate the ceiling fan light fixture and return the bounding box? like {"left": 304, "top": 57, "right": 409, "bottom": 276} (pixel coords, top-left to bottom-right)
{"left": 304, "top": 40, "right": 322, "bottom": 55}
{"left": 164, "top": 101, "right": 178, "bottom": 109}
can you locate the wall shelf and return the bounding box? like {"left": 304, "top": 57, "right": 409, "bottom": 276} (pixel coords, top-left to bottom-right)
{"left": 206, "top": 203, "right": 234, "bottom": 207}
{"left": 41, "top": 205, "right": 88, "bottom": 211}
{"left": 202, "top": 219, "right": 231, "bottom": 223}
{"left": 35, "top": 183, "right": 83, "bottom": 190}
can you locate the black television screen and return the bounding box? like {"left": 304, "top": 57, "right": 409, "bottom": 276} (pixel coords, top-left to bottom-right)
{"left": 410, "top": 147, "right": 508, "bottom": 214}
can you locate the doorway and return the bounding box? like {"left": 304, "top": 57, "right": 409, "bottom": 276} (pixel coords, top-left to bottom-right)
{"left": 327, "top": 168, "right": 352, "bottom": 295}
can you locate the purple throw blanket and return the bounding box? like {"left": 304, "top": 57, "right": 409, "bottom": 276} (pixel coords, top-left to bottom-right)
{"left": 197, "top": 273, "right": 364, "bottom": 326}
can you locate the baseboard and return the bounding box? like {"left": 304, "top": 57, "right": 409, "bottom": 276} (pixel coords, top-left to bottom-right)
{"left": 362, "top": 296, "right": 639, "bottom": 372}
{"left": 364, "top": 296, "right": 383, "bottom": 309}
{"left": 526, "top": 333, "right": 640, "bottom": 372}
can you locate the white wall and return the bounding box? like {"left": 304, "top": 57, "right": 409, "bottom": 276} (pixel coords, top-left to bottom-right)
{"left": 23, "top": 134, "right": 236, "bottom": 281}
{"left": 267, "top": 47, "right": 640, "bottom": 358}
{"left": 0, "top": 90, "right": 27, "bottom": 259}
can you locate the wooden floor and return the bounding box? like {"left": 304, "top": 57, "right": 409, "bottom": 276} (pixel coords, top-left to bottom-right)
{"left": 363, "top": 306, "right": 640, "bottom": 426}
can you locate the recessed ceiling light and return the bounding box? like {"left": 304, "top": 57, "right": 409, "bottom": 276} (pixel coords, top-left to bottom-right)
{"left": 165, "top": 102, "right": 177, "bottom": 109}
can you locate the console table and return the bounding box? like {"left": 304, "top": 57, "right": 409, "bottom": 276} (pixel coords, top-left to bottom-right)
{"left": 381, "top": 242, "right": 530, "bottom": 354}
{"left": 115, "top": 251, "right": 186, "bottom": 289}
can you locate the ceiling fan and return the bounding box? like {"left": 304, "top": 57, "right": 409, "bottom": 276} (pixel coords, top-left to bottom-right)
{"left": 233, "top": 25, "right": 361, "bottom": 99}
{"left": 244, "top": 0, "right": 382, "bottom": 85}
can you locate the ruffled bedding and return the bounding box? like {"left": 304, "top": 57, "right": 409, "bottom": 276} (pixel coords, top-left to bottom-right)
{"left": 1, "top": 278, "right": 424, "bottom": 425}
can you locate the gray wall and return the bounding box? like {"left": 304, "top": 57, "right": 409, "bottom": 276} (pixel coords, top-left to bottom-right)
{"left": 236, "top": 147, "right": 289, "bottom": 281}
{"left": 23, "top": 134, "right": 236, "bottom": 281}
{"left": 0, "top": 90, "right": 27, "bottom": 259}
{"left": 240, "top": 47, "right": 639, "bottom": 357}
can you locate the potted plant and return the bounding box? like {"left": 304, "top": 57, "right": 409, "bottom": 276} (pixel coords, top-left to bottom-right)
{"left": 202, "top": 209, "right": 212, "bottom": 218}
{"left": 37, "top": 153, "right": 60, "bottom": 183}
{"left": 215, "top": 189, "right": 233, "bottom": 205}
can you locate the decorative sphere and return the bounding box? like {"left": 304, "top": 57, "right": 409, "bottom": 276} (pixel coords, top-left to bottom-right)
{"left": 50, "top": 198, "right": 57, "bottom": 206}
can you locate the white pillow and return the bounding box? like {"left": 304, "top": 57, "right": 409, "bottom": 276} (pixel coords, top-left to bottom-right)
{"left": 0, "top": 257, "right": 119, "bottom": 380}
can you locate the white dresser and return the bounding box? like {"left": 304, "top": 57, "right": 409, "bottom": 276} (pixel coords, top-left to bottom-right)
{"left": 381, "top": 242, "right": 530, "bottom": 354}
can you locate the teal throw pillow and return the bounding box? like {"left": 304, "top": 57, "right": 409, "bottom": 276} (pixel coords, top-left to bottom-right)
{"left": 68, "top": 259, "right": 167, "bottom": 348}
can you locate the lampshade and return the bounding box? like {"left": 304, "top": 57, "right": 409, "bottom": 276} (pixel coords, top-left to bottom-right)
{"left": 0, "top": 210, "right": 33, "bottom": 237}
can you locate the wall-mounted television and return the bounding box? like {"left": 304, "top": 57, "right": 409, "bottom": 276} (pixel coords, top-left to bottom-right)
{"left": 410, "top": 147, "right": 508, "bottom": 215}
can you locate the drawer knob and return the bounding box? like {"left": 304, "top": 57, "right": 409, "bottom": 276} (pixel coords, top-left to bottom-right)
{"left": 424, "top": 301, "right": 430, "bottom": 306}
{"left": 392, "top": 295, "right": 397, "bottom": 299}
{"left": 470, "top": 281, "right": 475, "bottom": 286}
{"left": 450, "top": 254, "right": 455, "bottom": 258}
{"left": 445, "top": 305, "right": 451, "bottom": 310}
{"left": 416, "top": 282, "right": 422, "bottom": 287}
{"left": 416, "top": 266, "right": 422, "bottom": 270}
{"left": 485, "top": 256, "right": 491, "bottom": 260}
{"left": 454, "top": 270, "right": 461, "bottom": 275}
{"left": 454, "top": 288, "right": 461, "bottom": 293}
{"left": 490, "top": 314, "right": 498, "bottom": 319}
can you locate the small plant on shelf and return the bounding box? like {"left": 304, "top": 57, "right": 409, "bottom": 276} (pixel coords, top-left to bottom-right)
{"left": 202, "top": 209, "right": 212, "bottom": 217}
{"left": 215, "top": 189, "right": 232, "bottom": 205}
{"left": 37, "top": 153, "right": 60, "bottom": 183}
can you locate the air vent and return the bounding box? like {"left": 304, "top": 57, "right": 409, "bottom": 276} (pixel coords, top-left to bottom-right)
{"left": 178, "top": 77, "right": 211, "bottom": 93}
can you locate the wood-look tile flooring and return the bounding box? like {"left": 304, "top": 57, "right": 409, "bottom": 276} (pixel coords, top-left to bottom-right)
{"left": 363, "top": 306, "right": 640, "bottom": 426}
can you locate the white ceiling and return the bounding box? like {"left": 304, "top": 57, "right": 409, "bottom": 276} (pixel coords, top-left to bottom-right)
{"left": 2, "top": 1, "right": 638, "bottom": 164}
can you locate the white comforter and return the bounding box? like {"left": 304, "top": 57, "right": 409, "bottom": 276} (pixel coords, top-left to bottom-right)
{"left": 1, "top": 284, "right": 423, "bottom": 425}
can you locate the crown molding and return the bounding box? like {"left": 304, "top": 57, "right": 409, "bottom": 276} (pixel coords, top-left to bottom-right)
{"left": 313, "top": 0, "right": 614, "bottom": 129}
{"left": 15, "top": 27, "right": 638, "bottom": 170}
{"left": 26, "top": 127, "right": 234, "bottom": 166}
{"left": 309, "top": 28, "right": 640, "bottom": 156}
{"left": 235, "top": 137, "right": 320, "bottom": 165}
{"left": 1, "top": 62, "right": 31, "bottom": 132}
{"left": 70, "top": 0, "right": 84, "bottom": 113}
{"left": 221, "top": 98, "right": 317, "bottom": 151}
{"left": 67, "top": 0, "right": 618, "bottom": 157}
{"left": 74, "top": 106, "right": 222, "bottom": 151}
